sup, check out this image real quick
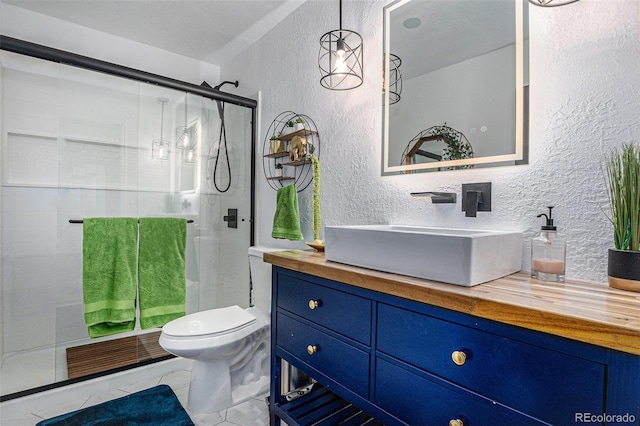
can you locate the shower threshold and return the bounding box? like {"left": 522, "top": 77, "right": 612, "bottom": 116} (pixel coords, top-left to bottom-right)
{"left": 66, "top": 331, "right": 170, "bottom": 379}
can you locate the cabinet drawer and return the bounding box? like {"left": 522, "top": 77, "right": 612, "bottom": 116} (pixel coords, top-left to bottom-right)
{"left": 377, "top": 303, "right": 605, "bottom": 424}
{"left": 277, "top": 273, "right": 371, "bottom": 344}
{"left": 375, "top": 358, "right": 542, "bottom": 426}
{"left": 276, "top": 312, "right": 370, "bottom": 398}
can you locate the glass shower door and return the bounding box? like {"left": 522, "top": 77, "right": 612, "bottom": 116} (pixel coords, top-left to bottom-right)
{"left": 2, "top": 48, "right": 254, "bottom": 397}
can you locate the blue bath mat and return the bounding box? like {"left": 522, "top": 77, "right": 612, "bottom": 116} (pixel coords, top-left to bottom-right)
{"left": 36, "top": 384, "right": 194, "bottom": 426}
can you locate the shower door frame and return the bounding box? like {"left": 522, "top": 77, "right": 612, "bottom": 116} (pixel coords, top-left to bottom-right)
{"left": 0, "top": 35, "right": 257, "bottom": 400}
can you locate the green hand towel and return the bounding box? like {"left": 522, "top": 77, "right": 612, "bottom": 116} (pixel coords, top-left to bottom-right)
{"left": 138, "top": 218, "right": 187, "bottom": 329}
{"left": 83, "top": 218, "right": 138, "bottom": 338}
{"left": 272, "top": 184, "right": 304, "bottom": 240}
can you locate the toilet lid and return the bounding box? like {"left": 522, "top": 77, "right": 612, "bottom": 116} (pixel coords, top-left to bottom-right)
{"left": 162, "top": 305, "right": 256, "bottom": 337}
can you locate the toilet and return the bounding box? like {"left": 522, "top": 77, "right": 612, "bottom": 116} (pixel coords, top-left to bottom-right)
{"left": 159, "top": 246, "right": 278, "bottom": 413}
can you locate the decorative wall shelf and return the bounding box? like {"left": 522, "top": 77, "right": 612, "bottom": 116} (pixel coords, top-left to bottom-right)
{"left": 262, "top": 112, "right": 320, "bottom": 192}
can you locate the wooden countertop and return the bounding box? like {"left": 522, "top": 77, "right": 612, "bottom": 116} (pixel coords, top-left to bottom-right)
{"left": 264, "top": 250, "right": 640, "bottom": 356}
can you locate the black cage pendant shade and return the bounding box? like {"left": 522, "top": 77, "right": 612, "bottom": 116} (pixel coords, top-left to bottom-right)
{"left": 319, "top": 0, "right": 363, "bottom": 90}
{"left": 529, "top": 0, "right": 580, "bottom": 6}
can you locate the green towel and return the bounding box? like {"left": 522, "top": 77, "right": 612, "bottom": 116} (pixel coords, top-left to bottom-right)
{"left": 272, "top": 184, "right": 304, "bottom": 240}
{"left": 83, "top": 218, "right": 138, "bottom": 338}
{"left": 138, "top": 218, "right": 187, "bottom": 329}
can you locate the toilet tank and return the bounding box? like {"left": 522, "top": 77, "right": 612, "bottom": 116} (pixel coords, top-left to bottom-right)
{"left": 248, "top": 246, "right": 282, "bottom": 313}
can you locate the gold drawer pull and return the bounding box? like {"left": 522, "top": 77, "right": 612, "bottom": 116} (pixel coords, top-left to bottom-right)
{"left": 307, "top": 345, "right": 318, "bottom": 355}
{"left": 451, "top": 350, "right": 467, "bottom": 366}
{"left": 308, "top": 300, "right": 319, "bottom": 310}
{"left": 449, "top": 419, "right": 464, "bottom": 426}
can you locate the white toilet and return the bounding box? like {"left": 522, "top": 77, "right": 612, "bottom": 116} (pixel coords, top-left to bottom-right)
{"left": 159, "top": 246, "right": 278, "bottom": 413}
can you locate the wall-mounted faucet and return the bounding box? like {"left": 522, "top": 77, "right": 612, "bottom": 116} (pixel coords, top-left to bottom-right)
{"left": 461, "top": 182, "right": 492, "bottom": 217}
{"left": 411, "top": 191, "right": 457, "bottom": 204}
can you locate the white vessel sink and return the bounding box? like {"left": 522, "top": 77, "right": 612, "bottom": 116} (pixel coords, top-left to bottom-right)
{"left": 324, "top": 225, "right": 522, "bottom": 286}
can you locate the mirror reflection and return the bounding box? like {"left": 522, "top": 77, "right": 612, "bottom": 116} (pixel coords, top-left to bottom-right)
{"left": 382, "top": 0, "right": 528, "bottom": 174}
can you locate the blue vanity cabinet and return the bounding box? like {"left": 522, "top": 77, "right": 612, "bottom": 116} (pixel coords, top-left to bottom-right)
{"left": 376, "top": 303, "right": 606, "bottom": 424}
{"left": 269, "top": 267, "right": 640, "bottom": 426}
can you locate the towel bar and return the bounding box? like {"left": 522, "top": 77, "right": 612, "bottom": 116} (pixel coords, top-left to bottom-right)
{"left": 69, "top": 219, "right": 194, "bottom": 224}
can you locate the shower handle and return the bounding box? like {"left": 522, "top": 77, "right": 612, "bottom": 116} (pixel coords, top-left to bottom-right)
{"left": 223, "top": 208, "right": 238, "bottom": 228}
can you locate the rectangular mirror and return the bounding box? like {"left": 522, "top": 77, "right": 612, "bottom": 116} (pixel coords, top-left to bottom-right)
{"left": 382, "top": 0, "right": 529, "bottom": 174}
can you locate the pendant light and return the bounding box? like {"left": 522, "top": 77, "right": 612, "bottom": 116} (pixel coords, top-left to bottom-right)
{"left": 385, "top": 53, "right": 402, "bottom": 105}
{"left": 318, "top": 0, "right": 363, "bottom": 90}
{"left": 529, "top": 0, "right": 580, "bottom": 7}
{"left": 184, "top": 148, "right": 197, "bottom": 163}
{"left": 151, "top": 98, "right": 170, "bottom": 160}
{"left": 176, "top": 92, "right": 197, "bottom": 151}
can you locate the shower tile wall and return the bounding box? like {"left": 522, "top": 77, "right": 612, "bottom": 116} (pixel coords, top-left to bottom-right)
{"left": 3, "top": 187, "right": 58, "bottom": 353}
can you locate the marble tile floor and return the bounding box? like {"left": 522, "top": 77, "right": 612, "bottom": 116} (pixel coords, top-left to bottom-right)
{"left": 3, "top": 367, "right": 271, "bottom": 426}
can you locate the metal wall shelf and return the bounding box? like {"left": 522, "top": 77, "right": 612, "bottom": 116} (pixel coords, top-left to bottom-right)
{"left": 262, "top": 112, "right": 320, "bottom": 192}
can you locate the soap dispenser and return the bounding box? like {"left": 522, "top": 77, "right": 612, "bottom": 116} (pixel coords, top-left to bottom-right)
{"left": 531, "top": 206, "right": 566, "bottom": 282}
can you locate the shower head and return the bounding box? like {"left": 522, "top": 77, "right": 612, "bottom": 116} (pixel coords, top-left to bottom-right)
{"left": 200, "top": 80, "right": 239, "bottom": 120}
{"left": 214, "top": 80, "right": 239, "bottom": 91}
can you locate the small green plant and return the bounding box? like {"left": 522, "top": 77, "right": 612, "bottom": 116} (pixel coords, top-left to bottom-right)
{"left": 270, "top": 135, "right": 278, "bottom": 140}
{"left": 275, "top": 163, "right": 283, "bottom": 170}
{"left": 606, "top": 144, "right": 640, "bottom": 251}
{"left": 295, "top": 118, "right": 304, "bottom": 124}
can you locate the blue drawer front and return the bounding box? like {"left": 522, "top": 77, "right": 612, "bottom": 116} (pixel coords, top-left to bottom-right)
{"left": 277, "top": 272, "right": 372, "bottom": 345}
{"left": 276, "top": 312, "right": 370, "bottom": 398}
{"left": 377, "top": 303, "right": 605, "bottom": 424}
{"left": 375, "top": 358, "right": 542, "bottom": 425}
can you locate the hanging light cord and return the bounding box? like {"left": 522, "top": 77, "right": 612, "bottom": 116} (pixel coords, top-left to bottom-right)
{"left": 160, "top": 102, "right": 164, "bottom": 140}
{"left": 212, "top": 100, "right": 231, "bottom": 193}
{"left": 183, "top": 95, "right": 188, "bottom": 130}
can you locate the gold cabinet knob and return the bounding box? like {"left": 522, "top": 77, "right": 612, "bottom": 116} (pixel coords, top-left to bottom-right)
{"left": 449, "top": 419, "right": 464, "bottom": 426}
{"left": 308, "top": 300, "right": 319, "bottom": 310}
{"left": 307, "top": 345, "right": 318, "bottom": 355}
{"left": 451, "top": 350, "right": 467, "bottom": 366}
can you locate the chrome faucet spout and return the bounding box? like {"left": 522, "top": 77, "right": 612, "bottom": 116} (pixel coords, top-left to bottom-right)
{"left": 410, "top": 191, "right": 457, "bottom": 204}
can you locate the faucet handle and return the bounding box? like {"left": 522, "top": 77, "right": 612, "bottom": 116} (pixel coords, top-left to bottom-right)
{"left": 461, "top": 182, "right": 492, "bottom": 217}
{"left": 463, "top": 190, "right": 482, "bottom": 217}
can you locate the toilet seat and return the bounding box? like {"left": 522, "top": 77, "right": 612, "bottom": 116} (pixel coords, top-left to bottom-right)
{"left": 162, "top": 305, "right": 256, "bottom": 338}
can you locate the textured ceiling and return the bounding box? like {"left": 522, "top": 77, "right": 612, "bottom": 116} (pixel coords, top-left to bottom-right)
{"left": 3, "top": 0, "right": 306, "bottom": 65}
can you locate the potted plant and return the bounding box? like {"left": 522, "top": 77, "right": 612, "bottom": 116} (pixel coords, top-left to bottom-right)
{"left": 293, "top": 117, "right": 305, "bottom": 132}
{"left": 283, "top": 121, "right": 294, "bottom": 135}
{"left": 605, "top": 143, "right": 640, "bottom": 292}
{"left": 269, "top": 134, "right": 283, "bottom": 154}
{"left": 275, "top": 162, "right": 284, "bottom": 177}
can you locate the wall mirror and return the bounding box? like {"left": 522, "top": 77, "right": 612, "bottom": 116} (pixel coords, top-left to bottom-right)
{"left": 382, "top": 0, "right": 529, "bottom": 175}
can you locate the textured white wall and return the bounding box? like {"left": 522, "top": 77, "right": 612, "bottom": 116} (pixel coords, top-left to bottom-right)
{"left": 223, "top": 0, "right": 640, "bottom": 283}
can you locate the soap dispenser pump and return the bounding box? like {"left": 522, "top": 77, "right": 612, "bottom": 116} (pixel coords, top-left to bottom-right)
{"left": 531, "top": 206, "right": 566, "bottom": 282}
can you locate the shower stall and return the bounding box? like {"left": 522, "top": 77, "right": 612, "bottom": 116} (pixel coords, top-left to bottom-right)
{"left": 0, "top": 38, "right": 257, "bottom": 399}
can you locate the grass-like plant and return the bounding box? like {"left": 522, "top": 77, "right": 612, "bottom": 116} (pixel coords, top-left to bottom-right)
{"left": 311, "top": 155, "right": 321, "bottom": 242}
{"left": 606, "top": 144, "right": 640, "bottom": 251}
